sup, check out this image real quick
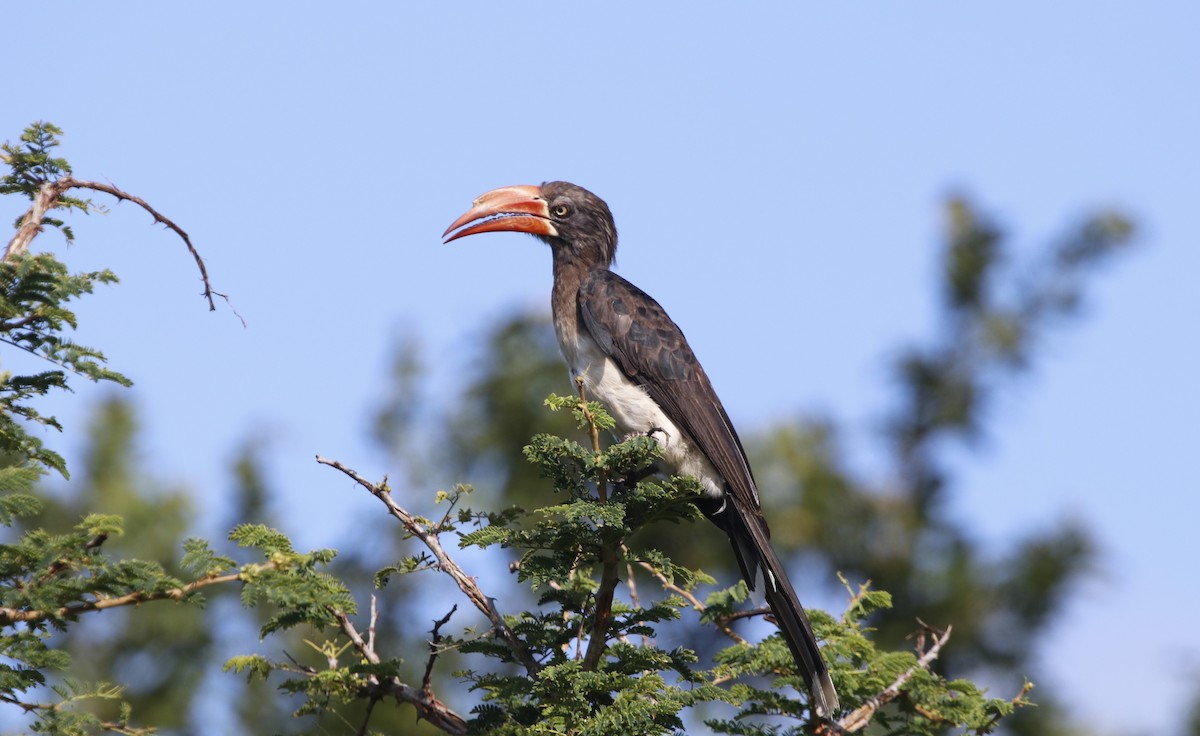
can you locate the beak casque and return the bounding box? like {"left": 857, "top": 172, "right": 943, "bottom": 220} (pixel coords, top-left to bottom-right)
{"left": 443, "top": 184, "right": 557, "bottom": 243}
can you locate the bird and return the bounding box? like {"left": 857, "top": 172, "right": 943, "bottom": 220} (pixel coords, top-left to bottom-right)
{"left": 444, "top": 181, "right": 839, "bottom": 717}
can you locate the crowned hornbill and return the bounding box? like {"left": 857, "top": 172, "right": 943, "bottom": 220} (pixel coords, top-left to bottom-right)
{"left": 444, "top": 181, "right": 839, "bottom": 716}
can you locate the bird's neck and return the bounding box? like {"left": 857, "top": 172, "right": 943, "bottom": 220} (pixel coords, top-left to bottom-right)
{"left": 550, "top": 252, "right": 585, "bottom": 326}
{"left": 550, "top": 250, "right": 602, "bottom": 364}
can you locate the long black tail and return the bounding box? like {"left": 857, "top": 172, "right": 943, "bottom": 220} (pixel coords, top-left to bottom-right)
{"left": 704, "top": 497, "right": 839, "bottom": 717}
{"left": 752, "top": 528, "right": 839, "bottom": 717}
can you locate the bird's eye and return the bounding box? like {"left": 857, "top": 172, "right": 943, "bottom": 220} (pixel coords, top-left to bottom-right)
{"left": 552, "top": 203, "right": 570, "bottom": 217}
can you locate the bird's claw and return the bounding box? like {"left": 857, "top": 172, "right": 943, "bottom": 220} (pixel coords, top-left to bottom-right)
{"left": 624, "top": 426, "right": 668, "bottom": 444}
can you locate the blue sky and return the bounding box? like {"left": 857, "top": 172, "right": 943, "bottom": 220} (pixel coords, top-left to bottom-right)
{"left": 4, "top": 4, "right": 1198, "bottom": 733}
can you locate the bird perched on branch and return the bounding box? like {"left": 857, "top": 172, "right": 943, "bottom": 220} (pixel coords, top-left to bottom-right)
{"left": 444, "top": 181, "right": 838, "bottom": 716}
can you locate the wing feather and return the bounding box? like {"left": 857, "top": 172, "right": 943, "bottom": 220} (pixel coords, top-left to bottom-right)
{"left": 577, "top": 271, "right": 760, "bottom": 512}
{"left": 577, "top": 269, "right": 839, "bottom": 716}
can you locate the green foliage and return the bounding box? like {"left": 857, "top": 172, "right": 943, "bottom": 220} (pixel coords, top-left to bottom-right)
{"left": 1, "top": 123, "right": 130, "bottom": 478}
{"left": 0, "top": 458, "right": 198, "bottom": 733}
{"left": 230, "top": 523, "right": 353, "bottom": 635}
{"left": 180, "top": 536, "right": 237, "bottom": 579}
{"left": 1, "top": 122, "right": 92, "bottom": 240}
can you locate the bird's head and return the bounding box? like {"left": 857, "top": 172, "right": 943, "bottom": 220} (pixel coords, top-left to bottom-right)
{"left": 443, "top": 181, "right": 617, "bottom": 267}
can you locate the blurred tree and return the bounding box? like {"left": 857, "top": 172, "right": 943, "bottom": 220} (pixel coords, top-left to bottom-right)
{"left": 1187, "top": 683, "right": 1200, "bottom": 736}
{"left": 442, "top": 313, "right": 580, "bottom": 509}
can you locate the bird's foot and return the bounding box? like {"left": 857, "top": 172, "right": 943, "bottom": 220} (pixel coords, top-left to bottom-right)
{"left": 623, "top": 426, "right": 668, "bottom": 444}
{"left": 615, "top": 464, "right": 659, "bottom": 489}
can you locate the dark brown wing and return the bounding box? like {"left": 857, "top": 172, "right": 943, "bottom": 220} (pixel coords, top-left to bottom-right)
{"left": 577, "top": 269, "right": 760, "bottom": 512}
{"left": 578, "top": 269, "right": 840, "bottom": 716}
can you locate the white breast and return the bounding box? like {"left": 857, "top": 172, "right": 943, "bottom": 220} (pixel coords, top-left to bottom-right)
{"left": 563, "top": 333, "right": 726, "bottom": 500}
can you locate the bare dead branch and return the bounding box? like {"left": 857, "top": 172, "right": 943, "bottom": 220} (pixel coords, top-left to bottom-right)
{"left": 4, "top": 175, "right": 240, "bottom": 322}
{"left": 316, "top": 455, "right": 540, "bottom": 676}
{"left": 367, "top": 594, "right": 378, "bottom": 656}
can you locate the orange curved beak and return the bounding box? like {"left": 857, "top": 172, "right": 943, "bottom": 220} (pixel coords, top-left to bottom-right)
{"left": 443, "top": 185, "right": 558, "bottom": 243}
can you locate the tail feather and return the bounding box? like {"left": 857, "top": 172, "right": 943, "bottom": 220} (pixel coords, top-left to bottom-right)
{"left": 708, "top": 497, "right": 839, "bottom": 717}
{"left": 758, "top": 540, "right": 840, "bottom": 717}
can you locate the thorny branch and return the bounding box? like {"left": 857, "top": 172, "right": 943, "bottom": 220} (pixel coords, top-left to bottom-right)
{"left": 4, "top": 175, "right": 239, "bottom": 321}
{"left": 423, "top": 605, "right": 458, "bottom": 695}
{"left": 315, "top": 455, "right": 541, "bottom": 676}
{"left": 333, "top": 604, "right": 467, "bottom": 736}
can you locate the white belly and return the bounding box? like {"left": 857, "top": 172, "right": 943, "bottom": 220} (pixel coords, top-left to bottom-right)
{"left": 566, "top": 338, "right": 725, "bottom": 500}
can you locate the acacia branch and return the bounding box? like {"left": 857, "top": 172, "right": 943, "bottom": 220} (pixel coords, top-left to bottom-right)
{"left": 316, "top": 455, "right": 540, "bottom": 676}
{"left": 0, "top": 693, "right": 152, "bottom": 735}
{"left": 0, "top": 569, "right": 249, "bottom": 626}
{"left": 5, "top": 175, "right": 237, "bottom": 319}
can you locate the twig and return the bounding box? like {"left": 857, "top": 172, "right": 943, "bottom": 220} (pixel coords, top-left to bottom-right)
{"left": 367, "top": 594, "right": 378, "bottom": 655}
{"left": 356, "top": 696, "right": 379, "bottom": 736}
{"left": 316, "top": 455, "right": 540, "bottom": 676}
{"left": 635, "top": 560, "right": 747, "bottom": 646}
{"left": 621, "top": 545, "right": 650, "bottom": 648}
{"left": 4, "top": 176, "right": 240, "bottom": 322}
{"left": 423, "top": 605, "right": 458, "bottom": 695}
{"left": 974, "top": 678, "right": 1035, "bottom": 735}
{"left": 282, "top": 650, "right": 318, "bottom": 675}
{"left": 818, "top": 621, "right": 954, "bottom": 734}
